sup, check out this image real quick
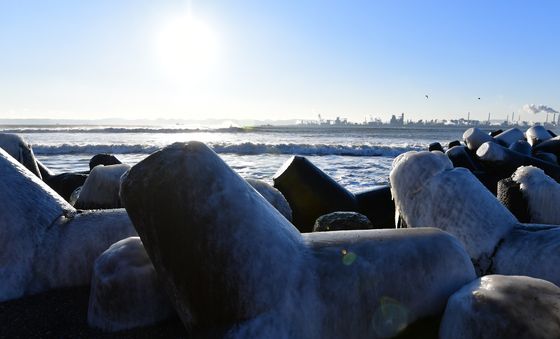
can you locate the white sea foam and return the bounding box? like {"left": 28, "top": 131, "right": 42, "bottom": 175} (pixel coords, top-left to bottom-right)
{"left": 9, "top": 125, "right": 468, "bottom": 192}
{"left": 31, "top": 142, "right": 422, "bottom": 157}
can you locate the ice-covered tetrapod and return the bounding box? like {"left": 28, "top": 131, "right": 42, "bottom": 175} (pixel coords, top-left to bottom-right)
{"left": 476, "top": 141, "right": 560, "bottom": 182}
{"left": 120, "top": 142, "right": 475, "bottom": 338}
{"left": 440, "top": 275, "right": 560, "bottom": 339}
{"left": 75, "top": 163, "right": 131, "bottom": 209}
{"left": 88, "top": 237, "right": 174, "bottom": 331}
{"left": 0, "top": 133, "right": 42, "bottom": 178}
{"left": 0, "top": 147, "right": 136, "bottom": 302}
{"left": 463, "top": 127, "right": 493, "bottom": 152}
{"left": 509, "top": 166, "right": 560, "bottom": 224}
{"left": 391, "top": 151, "right": 560, "bottom": 284}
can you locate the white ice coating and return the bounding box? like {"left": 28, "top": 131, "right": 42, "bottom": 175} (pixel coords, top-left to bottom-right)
{"left": 494, "top": 127, "right": 524, "bottom": 147}
{"left": 88, "top": 237, "right": 174, "bottom": 332}
{"left": 476, "top": 141, "right": 506, "bottom": 162}
{"left": 512, "top": 166, "right": 560, "bottom": 224}
{"left": 0, "top": 148, "right": 136, "bottom": 302}
{"left": 0, "top": 133, "right": 42, "bottom": 177}
{"left": 75, "top": 164, "right": 131, "bottom": 209}
{"left": 493, "top": 224, "right": 560, "bottom": 286}
{"left": 225, "top": 228, "right": 476, "bottom": 338}
{"left": 246, "top": 178, "right": 292, "bottom": 221}
{"left": 526, "top": 125, "right": 552, "bottom": 146}
{"left": 390, "top": 151, "right": 517, "bottom": 272}
{"left": 440, "top": 275, "right": 560, "bottom": 339}
{"left": 463, "top": 127, "right": 493, "bottom": 151}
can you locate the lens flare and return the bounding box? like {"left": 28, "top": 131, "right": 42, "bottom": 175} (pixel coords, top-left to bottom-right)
{"left": 341, "top": 248, "right": 357, "bottom": 266}
{"left": 372, "top": 296, "right": 409, "bottom": 337}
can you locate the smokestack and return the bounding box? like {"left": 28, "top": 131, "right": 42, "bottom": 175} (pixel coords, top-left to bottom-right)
{"left": 523, "top": 104, "right": 559, "bottom": 115}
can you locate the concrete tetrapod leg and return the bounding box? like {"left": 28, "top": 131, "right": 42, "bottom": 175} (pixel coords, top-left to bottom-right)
{"left": 246, "top": 178, "right": 292, "bottom": 221}
{"left": 508, "top": 139, "right": 532, "bottom": 156}
{"left": 390, "top": 151, "right": 518, "bottom": 275}
{"left": 354, "top": 185, "right": 395, "bottom": 229}
{"left": 526, "top": 125, "right": 552, "bottom": 147}
{"left": 0, "top": 148, "right": 136, "bottom": 302}
{"left": 463, "top": 127, "right": 494, "bottom": 152}
{"left": 36, "top": 159, "right": 89, "bottom": 202}
{"left": 120, "top": 142, "right": 476, "bottom": 338}
{"left": 88, "top": 237, "right": 175, "bottom": 332}
{"left": 477, "top": 141, "right": 560, "bottom": 182}
{"left": 272, "top": 155, "right": 357, "bottom": 232}
{"left": 391, "top": 150, "right": 560, "bottom": 285}
{"left": 511, "top": 166, "right": 560, "bottom": 224}
{"left": 493, "top": 127, "right": 524, "bottom": 147}
{"left": 533, "top": 151, "right": 558, "bottom": 164}
{"left": 75, "top": 164, "right": 131, "bottom": 209}
{"left": 439, "top": 275, "right": 560, "bottom": 339}
{"left": 0, "top": 133, "right": 42, "bottom": 178}
{"left": 492, "top": 224, "right": 560, "bottom": 286}
{"left": 498, "top": 166, "right": 560, "bottom": 225}
{"left": 533, "top": 136, "right": 560, "bottom": 155}
{"left": 445, "top": 146, "right": 483, "bottom": 171}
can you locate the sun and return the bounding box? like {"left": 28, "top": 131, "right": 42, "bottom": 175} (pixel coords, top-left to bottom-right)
{"left": 156, "top": 14, "right": 218, "bottom": 82}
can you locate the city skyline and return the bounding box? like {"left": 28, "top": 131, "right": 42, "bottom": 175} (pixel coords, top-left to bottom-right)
{"left": 1, "top": 0, "right": 558, "bottom": 123}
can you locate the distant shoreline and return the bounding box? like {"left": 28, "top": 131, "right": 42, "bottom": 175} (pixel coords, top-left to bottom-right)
{"left": 1, "top": 118, "right": 558, "bottom": 131}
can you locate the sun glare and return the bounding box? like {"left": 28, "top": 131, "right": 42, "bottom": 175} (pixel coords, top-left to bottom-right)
{"left": 156, "top": 14, "right": 218, "bottom": 82}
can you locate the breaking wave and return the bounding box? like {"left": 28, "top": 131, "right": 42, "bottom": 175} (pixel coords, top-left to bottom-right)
{"left": 32, "top": 142, "right": 423, "bottom": 157}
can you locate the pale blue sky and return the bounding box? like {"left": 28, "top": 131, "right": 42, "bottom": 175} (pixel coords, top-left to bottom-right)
{"left": 0, "top": 0, "right": 558, "bottom": 123}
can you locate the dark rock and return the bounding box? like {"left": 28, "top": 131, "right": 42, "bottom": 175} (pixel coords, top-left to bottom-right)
{"left": 90, "top": 154, "right": 122, "bottom": 171}
{"left": 313, "top": 211, "right": 373, "bottom": 232}
{"left": 428, "top": 142, "right": 444, "bottom": 152}
{"left": 496, "top": 177, "right": 529, "bottom": 222}
{"left": 448, "top": 140, "right": 461, "bottom": 149}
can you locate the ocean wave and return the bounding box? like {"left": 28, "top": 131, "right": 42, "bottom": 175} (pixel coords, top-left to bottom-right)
{"left": 32, "top": 142, "right": 423, "bottom": 157}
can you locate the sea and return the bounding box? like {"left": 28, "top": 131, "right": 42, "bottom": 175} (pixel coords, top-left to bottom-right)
{"left": 1, "top": 124, "right": 479, "bottom": 192}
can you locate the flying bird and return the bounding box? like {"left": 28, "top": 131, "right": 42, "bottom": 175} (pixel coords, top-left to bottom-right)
{"left": 477, "top": 97, "right": 481, "bottom": 100}
{"left": 425, "top": 95, "right": 429, "bottom": 99}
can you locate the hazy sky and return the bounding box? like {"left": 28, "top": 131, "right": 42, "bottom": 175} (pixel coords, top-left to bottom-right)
{"left": 1, "top": 0, "right": 558, "bottom": 123}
